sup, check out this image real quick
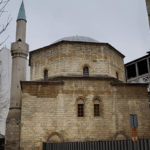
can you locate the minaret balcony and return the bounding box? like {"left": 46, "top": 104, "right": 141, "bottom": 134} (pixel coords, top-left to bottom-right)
{"left": 11, "top": 42, "right": 29, "bottom": 57}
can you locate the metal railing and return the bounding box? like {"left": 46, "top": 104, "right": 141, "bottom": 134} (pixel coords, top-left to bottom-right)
{"left": 43, "top": 139, "right": 150, "bottom": 150}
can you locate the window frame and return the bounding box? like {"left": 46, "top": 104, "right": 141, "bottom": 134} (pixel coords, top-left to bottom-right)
{"left": 44, "top": 69, "right": 48, "bottom": 80}
{"left": 93, "top": 98, "right": 101, "bottom": 117}
{"left": 78, "top": 104, "right": 84, "bottom": 117}
{"left": 77, "top": 98, "right": 85, "bottom": 117}
{"left": 94, "top": 104, "right": 100, "bottom": 117}
{"left": 83, "top": 66, "right": 89, "bottom": 77}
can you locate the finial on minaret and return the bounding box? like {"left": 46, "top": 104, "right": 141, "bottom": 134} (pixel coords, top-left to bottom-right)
{"left": 16, "top": 1, "right": 27, "bottom": 42}
{"left": 17, "top": 0, "right": 27, "bottom": 22}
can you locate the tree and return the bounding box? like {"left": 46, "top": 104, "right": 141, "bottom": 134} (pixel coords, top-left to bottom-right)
{"left": 0, "top": 0, "right": 12, "bottom": 48}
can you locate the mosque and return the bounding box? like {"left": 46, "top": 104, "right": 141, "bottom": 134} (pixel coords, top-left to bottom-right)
{"left": 4, "top": 1, "right": 150, "bottom": 150}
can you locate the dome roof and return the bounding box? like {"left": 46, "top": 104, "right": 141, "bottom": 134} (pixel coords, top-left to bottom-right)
{"left": 53, "top": 36, "right": 99, "bottom": 44}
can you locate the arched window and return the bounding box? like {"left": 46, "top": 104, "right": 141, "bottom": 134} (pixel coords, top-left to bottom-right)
{"left": 44, "top": 69, "right": 48, "bottom": 80}
{"left": 47, "top": 132, "right": 64, "bottom": 143}
{"left": 114, "top": 131, "right": 129, "bottom": 140}
{"left": 94, "top": 98, "right": 100, "bottom": 116}
{"left": 116, "top": 72, "right": 119, "bottom": 80}
{"left": 77, "top": 99, "right": 84, "bottom": 117}
{"left": 83, "top": 66, "right": 89, "bottom": 77}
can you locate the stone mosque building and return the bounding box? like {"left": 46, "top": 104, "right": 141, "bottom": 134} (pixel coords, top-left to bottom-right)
{"left": 4, "top": 1, "right": 150, "bottom": 150}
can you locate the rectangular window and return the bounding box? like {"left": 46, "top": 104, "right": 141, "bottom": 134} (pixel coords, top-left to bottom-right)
{"left": 0, "top": 61, "right": 2, "bottom": 65}
{"left": 126, "top": 64, "right": 136, "bottom": 79}
{"left": 130, "top": 114, "right": 138, "bottom": 127}
{"left": 0, "top": 74, "right": 1, "bottom": 85}
{"left": 94, "top": 104, "right": 100, "bottom": 116}
{"left": 78, "top": 104, "right": 84, "bottom": 117}
{"left": 137, "top": 59, "right": 148, "bottom": 76}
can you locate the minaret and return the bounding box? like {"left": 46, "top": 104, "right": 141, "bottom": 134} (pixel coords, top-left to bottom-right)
{"left": 5, "top": 1, "right": 29, "bottom": 150}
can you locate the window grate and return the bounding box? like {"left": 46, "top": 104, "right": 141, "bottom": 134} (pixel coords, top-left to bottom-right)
{"left": 94, "top": 104, "right": 100, "bottom": 116}
{"left": 78, "top": 104, "right": 84, "bottom": 117}
{"left": 83, "top": 66, "right": 89, "bottom": 77}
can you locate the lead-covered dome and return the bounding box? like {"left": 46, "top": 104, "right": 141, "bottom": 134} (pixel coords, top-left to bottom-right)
{"left": 53, "top": 35, "right": 99, "bottom": 44}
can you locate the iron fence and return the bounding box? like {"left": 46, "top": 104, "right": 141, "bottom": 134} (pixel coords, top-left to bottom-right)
{"left": 43, "top": 139, "right": 150, "bottom": 150}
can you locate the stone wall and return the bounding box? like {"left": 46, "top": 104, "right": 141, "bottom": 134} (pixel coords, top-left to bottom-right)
{"left": 20, "top": 78, "right": 150, "bottom": 150}
{"left": 30, "top": 42, "right": 125, "bottom": 82}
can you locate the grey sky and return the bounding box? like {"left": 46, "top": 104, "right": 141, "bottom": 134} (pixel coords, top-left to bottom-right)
{"left": 1, "top": 0, "right": 150, "bottom": 63}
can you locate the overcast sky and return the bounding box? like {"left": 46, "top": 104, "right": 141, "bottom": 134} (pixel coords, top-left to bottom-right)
{"left": 1, "top": 0, "right": 150, "bottom": 63}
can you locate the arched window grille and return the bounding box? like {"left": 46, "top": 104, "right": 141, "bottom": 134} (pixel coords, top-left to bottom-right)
{"left": 94, "top": 98, "right": 100, "bottom": 116}
{"left": 77, "top": 99, "right": 84, "bottom": 117}
{"left": 116, "top": 72, "right": 119, "bottom": 80}
{"left": 83, "top": 66, "right": 89, "bottom": 77}
{"left": 44, "top": 69, "right": 48, "bottom": 80}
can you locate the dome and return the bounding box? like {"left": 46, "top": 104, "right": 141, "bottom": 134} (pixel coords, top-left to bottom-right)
{"left": 53, "top": 35, "right": 99, "bottom": 44}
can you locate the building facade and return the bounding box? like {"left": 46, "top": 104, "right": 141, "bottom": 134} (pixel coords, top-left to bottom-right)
{"left": 20, "top": 39, "right": 150, "bottom": 150}
{"left": 5, "top": 1, "right": 150, "bottom": 150}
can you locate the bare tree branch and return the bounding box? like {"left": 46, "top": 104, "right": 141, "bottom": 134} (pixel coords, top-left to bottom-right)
{"left": 0, "top": 1, "right": 10, "bottom": 4}
{"left": 0, "top": 15, "right": 12, "bottom": 34}
{"left": 0, "top": 0, "right": 12, "bottom": 49}
{"left": 0, "top": 35, "right": 9, "bottom": 46}
{"left": 0, "top": 0, "right": 10, "bottom": 11}
{"left": 0, "top": 0, "right": 10, "bottom": 17}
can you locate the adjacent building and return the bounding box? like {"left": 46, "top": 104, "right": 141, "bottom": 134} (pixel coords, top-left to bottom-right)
{"left": 125, "top": 53, "right": 150, "bottom": 106}
{"left": 125, "top": 52, "right": 150, "bottom": 85}
{"left": 0, "top": 47, "right": 11, "bottom": 135}
{"left": 124, "top": 0, "right": 150, "bottom": 105}
{"left": 0, "top": 134, "right": 4, "bottom": 150}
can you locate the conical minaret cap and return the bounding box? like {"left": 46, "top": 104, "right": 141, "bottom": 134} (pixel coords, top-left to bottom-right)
{"left": 17, "top": 1, "right": 27, "bottom": 21}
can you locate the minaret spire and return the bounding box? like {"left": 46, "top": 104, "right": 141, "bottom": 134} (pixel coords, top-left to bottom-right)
{"left": 17, "top": 0, "right": 27, "bottom": 22}
{"left": 5, "top": 1, "right": 29, "bottom": 149}
{"left": 16, "top": 0, "right": 27, "bottom": 42}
